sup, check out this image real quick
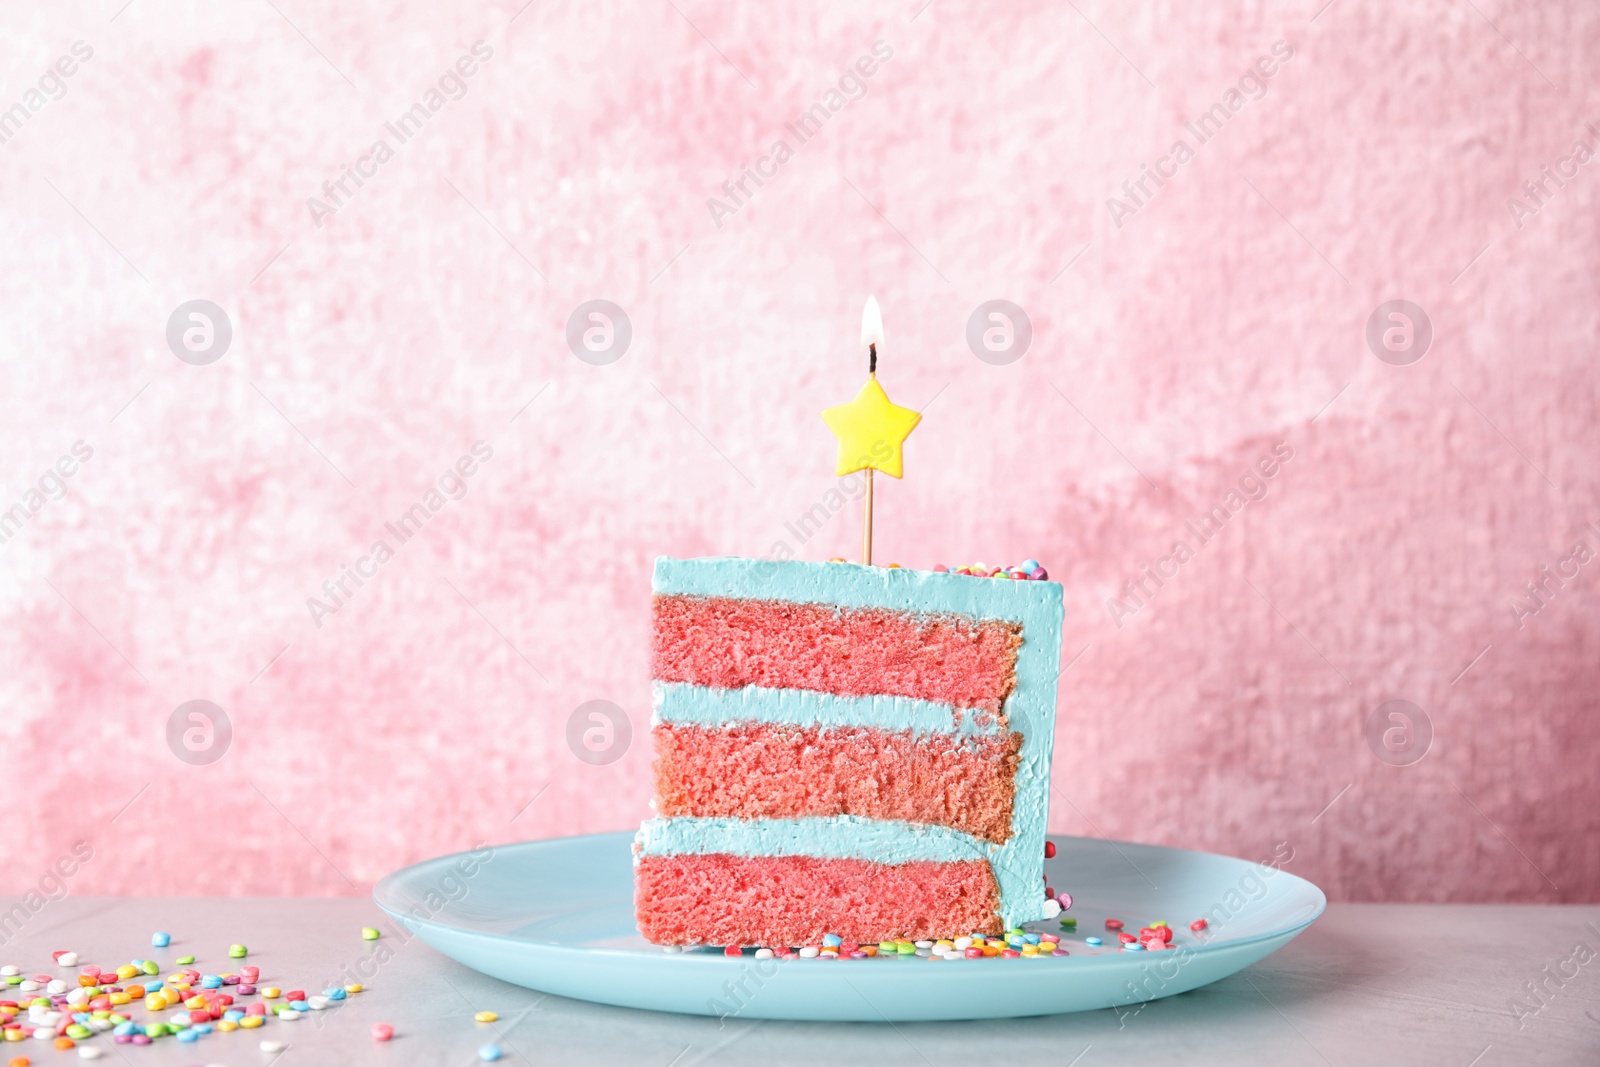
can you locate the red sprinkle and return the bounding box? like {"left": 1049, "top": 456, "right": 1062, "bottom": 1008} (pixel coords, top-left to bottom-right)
{"left": 1190, "top": 918, "right": 1208, "bottom": 931}
{"left": 286, "top": 990, "right": 306, "bottom": 1002}
{"left": 1105, "top": 919, "right": 1124, "bottom": 930}
{"left": 1117, "top": 933, "right": 1137, "bottom": 944}
{"left": 372, "top": 1022, "right": 394, "bottom": 1041}
{"left": 723, "top": 946, "right": 742, "bottom": 957}
{"left": 1044, "top": 841, "right": 1056, "bottom": 859}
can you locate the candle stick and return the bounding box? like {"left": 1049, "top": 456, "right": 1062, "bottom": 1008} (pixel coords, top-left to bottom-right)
{"left": 822, "top": 297, "right": 920, "bottom": 566}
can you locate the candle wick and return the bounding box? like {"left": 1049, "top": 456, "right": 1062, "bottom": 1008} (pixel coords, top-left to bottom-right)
{"left": 868, "top": 342, "right": 877, "bottom": 375}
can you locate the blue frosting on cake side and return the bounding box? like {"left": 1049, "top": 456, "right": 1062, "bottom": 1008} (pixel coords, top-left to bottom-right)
{"left": 642, "top": 556, "right": 1066, "bottom": 929}
{"left": 653, "top": 682, "right": 1007, "bottom": 738}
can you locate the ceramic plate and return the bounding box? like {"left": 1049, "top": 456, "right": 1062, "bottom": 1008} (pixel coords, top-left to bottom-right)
{"left": 373, "top": 831, "right": 1324, "bottom": 1022}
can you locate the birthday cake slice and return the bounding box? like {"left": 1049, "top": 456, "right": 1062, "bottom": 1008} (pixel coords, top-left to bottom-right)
{"left": 634, "top": 556, "right": 1065, "bottom": 947}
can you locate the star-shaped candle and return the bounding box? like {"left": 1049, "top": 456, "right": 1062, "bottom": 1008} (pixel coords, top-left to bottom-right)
{"left": 821, "top": 297, "right": 921, "bottom": 564}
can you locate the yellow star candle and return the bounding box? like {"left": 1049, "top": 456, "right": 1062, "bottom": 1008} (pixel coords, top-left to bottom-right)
{"left": 821, "top": 297, "right": 921, "bottom": 565}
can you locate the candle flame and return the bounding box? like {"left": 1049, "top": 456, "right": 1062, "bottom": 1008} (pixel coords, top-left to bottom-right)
{"left": 860, "top": 296, "right": 884, "bottom": 349}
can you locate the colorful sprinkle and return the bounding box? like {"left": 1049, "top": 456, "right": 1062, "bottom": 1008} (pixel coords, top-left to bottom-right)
{"left": 479, "top": 1046, "right": 503, "bottom": 1062}
{"left": 227, "top": 944, "right": 247, "bottom": 959}
{"left": 473, "top": 1011, "right": 498, "bottom": 1023}
{"left": 150, "top": 933, "right": 170, "bottom": 948}
{"left": 1191, "top": 918, "right": 1208, "bottom": 931}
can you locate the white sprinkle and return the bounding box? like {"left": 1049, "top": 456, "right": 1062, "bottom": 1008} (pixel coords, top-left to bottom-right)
{"left": 277, "top": 1010, "right": 303, "bottom": 1022}
{"left": 660, "top": 945, "right": 682, "bottom": 954}
{"left": 798, "top": 946, "right": 819, "bottom": 958}
{"left": 32, "top": 1027, "right": 54, "bottom": 1039}
{"left": 78, "top": 1048, "right": 106, "bottom": 1061}
{"left": 56, "top": 952, "right": 78, "bottom": 968}
{"left": 754, "top": 948, "right": 774, "bottom": 959}
{"left": 954, "top": 937, "right": 973, "bottom": 950}
{"left": 260, "top": 1039, "right": 286, "bottom": 1052}
{"left": 1043, "top": 898, "right": 1062, "bottom": 918}
{"left": 46, "top": 979, "right": 67, "bottom": 994}
{"left": 914, "top": 940, "right": 933, "bottom": 949}
{"left": 66, "top": 988, "right": 89, "bottom": 1005}
{"left": 0, "top": 966, "right": 15, "bottom": 977}
{"left": 17, "top": 980, "right": 38, "bottom": 992}
{"left": 307, "top": 995, "right": 330, "bottom": 1010}
{"left": 914, "top": 948, "right": 932, "bottom": 957}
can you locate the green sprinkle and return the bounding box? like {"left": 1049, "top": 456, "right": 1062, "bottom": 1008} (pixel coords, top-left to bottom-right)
{"left": 3, "top": 976, "right": 18, "bottom": 985}
{"left": 228, "top": 943, "right": 248, "bottom": 959}
{"left": 66, "top": 1024, "right": 91, "bottom": 1040}
{"left": 30, "top": 998, "right": 49, "bottom": 1009}
{"left": 896, "top": 943, "right": 915, "bottom": 955}
{"left": 361, "top": 927, "right": 381, "bottom": 941}
{"left": 176, "top": 955, "right": 195, "bottom": 965}
{"left": 141, "top": 960, "right": 159, "bottom": 975}
{"left": 1059, "top": 917, "right": 1077, "bottom": 930}
{"left": 145, "top": 1023, "right": 167, "bottom": 1038}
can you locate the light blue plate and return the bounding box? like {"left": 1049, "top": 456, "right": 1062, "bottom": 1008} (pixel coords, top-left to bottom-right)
{"left": 374, "top": 831, "right": 1324, "bottom": 1021}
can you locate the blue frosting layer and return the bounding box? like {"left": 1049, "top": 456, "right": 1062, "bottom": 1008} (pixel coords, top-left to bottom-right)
{"left": 637, "top": 815, "right": 1001, "bottom": 865}
{"left": 646, "top": 557, "right": 1065, "bottom": 929}
{"left": 653, "top": 681, "right": 1005, "bottom": 738}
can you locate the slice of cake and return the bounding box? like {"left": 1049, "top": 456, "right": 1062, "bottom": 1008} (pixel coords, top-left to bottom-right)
{"left": 634, "top": 556, "right": 1065, "bottom": 947}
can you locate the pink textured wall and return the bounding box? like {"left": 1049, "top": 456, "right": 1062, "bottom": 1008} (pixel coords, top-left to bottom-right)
{"left": 2, "top": 0, "right": 1596, "bottom": 902}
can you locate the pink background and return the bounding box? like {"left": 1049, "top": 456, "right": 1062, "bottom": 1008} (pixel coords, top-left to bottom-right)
{"left": 3, "top": 0, "right": 1596, "bottom": 902}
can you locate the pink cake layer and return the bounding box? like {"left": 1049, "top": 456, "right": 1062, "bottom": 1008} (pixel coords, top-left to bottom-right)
{"left": 652, "top": 595, "right": 1022, "bottom": 714}
{"left": 653, "top": 722, "right": 1022, "bottom": 843}
{"left": 635, "top": 853, "right": 1003, "bottom": 944}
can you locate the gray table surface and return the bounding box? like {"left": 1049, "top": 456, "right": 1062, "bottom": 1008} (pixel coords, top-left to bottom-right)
{"left": 4, "top": 898, "right": 1596, "bottom": 1065}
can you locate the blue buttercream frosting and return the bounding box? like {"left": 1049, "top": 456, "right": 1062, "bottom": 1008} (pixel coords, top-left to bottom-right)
{"left": 654, "top": 682, "right": 1006, "bottom": 738}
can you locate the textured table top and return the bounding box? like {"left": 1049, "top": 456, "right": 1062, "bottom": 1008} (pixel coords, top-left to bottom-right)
{"left": 5, "top": 898, "right": 1597, "bottom": 1065}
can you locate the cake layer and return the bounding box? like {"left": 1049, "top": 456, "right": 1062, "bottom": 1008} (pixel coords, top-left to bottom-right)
{"left": 635, "top": 853, "right": 1002, "bottom": 944}
{"left": 653, "top": 594, "right": 1021, "bottom": 713}
{"left": 654, "top": 721, "right": 1022, "bottom": 842}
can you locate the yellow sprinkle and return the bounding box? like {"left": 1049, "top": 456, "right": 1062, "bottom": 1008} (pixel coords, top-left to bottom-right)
{"left": 240, "top": 1016, "right": 264, "bottom": 1030}
{"left": 1039, "top": 942, "right": 1057, "bottom": 953}
{"left": 261, "top": 988, "right": 281, "bottom": 999}
{"left": 344, "top": 984, "right": 363, "bottom": 994}
{"left": 185, "top": 996, "right": 207, "bottom": 1010}
{"left": 1021, "top": 944, "right": 1039, "bottom": 957}
{"left": 143, "top": 995, "right": 167, "bottom": 1011}
{"left": 114, "top": 965, "right": 137, "bottom": 980}
{"left": 473, "top": 1011, "right": 498, "bottom": 1023}
{"left": 107, "top": 993, "right": 130, "bottom": 1006}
